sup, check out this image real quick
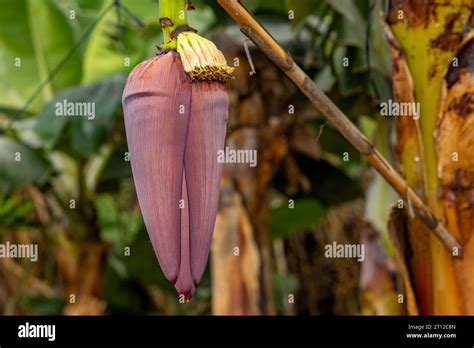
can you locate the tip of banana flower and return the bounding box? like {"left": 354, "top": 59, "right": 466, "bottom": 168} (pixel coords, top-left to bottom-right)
{"left": 177, "top": 31, "right": 235, "bottom": 83}
{"left": 180, "top": 291, "right": 193, "bottom": 303}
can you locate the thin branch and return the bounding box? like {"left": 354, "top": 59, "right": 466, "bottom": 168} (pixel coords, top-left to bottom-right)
{"left": 16, "top": 2, "right": 115, "bottom": 119}
{"left": 114, "top": 0, "right": 124, "bottom": 42}
{"left": 120, "top": 2, "right": 145, "bottom": 28}
{"left": 217, "top": 0, "right": 462, "bottom": 256}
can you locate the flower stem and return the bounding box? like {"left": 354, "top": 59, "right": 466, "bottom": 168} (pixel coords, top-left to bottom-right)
{"left": 160, "top": 0, "right": 188, "bottom": 50}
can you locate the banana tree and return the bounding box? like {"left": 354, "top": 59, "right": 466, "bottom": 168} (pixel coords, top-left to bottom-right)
{"left": 218, "top": 0, "right": 474, "bottom": 315}
{"left": 385, "top": 0, "right": 474, "bottom": 315}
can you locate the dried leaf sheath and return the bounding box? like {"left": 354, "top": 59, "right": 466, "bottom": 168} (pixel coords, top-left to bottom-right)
{"left": 437, "top": 33, "right": 474, "bottom": 313}
{"left": 383, "top": 21, "right": 433, "bottom": 314}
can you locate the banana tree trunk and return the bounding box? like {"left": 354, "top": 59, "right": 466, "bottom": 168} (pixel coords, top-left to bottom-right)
{"left": 386, "top": 0, "right": 474, "bottom": 314}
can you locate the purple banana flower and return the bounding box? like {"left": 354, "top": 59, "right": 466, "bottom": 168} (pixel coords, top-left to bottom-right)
{"left": 122, "top": 52, "right": 228, "bottom": 300}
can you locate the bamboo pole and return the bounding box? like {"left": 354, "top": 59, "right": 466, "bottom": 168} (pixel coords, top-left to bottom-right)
{"left": 217, "top": 0, "right": 462, "bottom": 255}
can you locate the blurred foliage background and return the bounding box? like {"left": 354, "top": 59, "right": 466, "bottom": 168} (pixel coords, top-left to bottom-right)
{"left": 0, "top": 0, "right": 405, "bottom": 315}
